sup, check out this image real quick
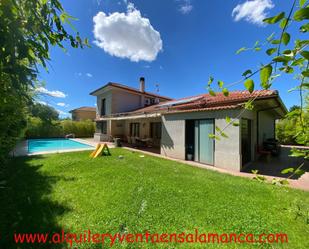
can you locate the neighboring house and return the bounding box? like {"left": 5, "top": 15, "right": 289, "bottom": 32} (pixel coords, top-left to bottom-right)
{"left": 69, "top": 107, "right": 96, "bottom": 121}
{"left": 90, "top": 77, "right": 287, "bottom": 171}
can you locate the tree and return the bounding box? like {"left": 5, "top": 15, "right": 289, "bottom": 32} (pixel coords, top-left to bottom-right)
{"left": 29, "top": 103, "right": 59, "bottom": 123}
{"left": 0, "top": 0, "right": 88, "bottom": 163}
{"left": 289, "top": 105, "right": 301, "bottom": 112}
{"left": 277, "top": 100, "right": 308, "bottom": 145}
{"left": 207, "top": 0, "right": 309, "bottom": 181}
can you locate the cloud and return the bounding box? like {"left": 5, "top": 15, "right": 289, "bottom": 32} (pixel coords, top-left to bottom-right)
{"left": 57, "top": 102, "right": 69, "bottom": 107}
{"left": 232, "top": 0, "right": 274, "bottom": 25}
{"left": 76, "top": 72, "right": 93, "bottom": 77}
{"left": 36, "top": 100, "right": 48, "bottom": 106}
{"left": 56, "top": 109, "right": 68, "bottom": 116}
{"left": 178, "top": 0, "right": 193, "bottom": 14}
{"left": 36, "top": 87, "right": 67, "bottom": 98}
{"left": 93, "top": 3, "right": 163, "bottom": 62}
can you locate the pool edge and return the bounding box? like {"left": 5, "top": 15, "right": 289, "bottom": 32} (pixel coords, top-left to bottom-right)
{"left": 12, "top": 138, "right": 96, "bottom": 157}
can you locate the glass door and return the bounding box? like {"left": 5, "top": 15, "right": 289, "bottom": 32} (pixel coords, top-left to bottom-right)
{"left": 194, "top": 119, "right": 214, "bottom": 165}
{"left": 241, "top": 118, "right": 252, "bottom": 165}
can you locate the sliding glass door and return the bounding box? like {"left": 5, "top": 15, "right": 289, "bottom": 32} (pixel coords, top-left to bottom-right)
{"left": 194, "top": 119, "right": 214, "bottom": 165}
{"left": 241, "top": 118, "right": 252, "bottom": 165}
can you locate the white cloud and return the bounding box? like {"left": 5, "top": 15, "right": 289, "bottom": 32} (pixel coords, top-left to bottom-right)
{"left": 37, "top": 100, "right": 48, "bottom": 105}
{"left": 57, "top": 109, "right": 69, "bottom": 116}
{"left": 36, "top": 87, "right": 67, "bottom": 98}
{"left": 93, "top": 3, "right": 163, "bottom": 62}
{"left": 178, "top": 0, "right": 193, "bottom": 14}
{"left": 232, "top": 0, "right": 274, "bottom": 25}
{"left": 76, "top": 72, "right": 93, "bottom": 78}
{"left": 57, "top": 102, "right": 69, "bottom": 107}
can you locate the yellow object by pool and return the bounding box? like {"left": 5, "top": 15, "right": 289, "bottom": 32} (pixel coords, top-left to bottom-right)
{"left": 89, "top": 144, "right": 101, "bottom": 158}
{"left": 90, "top": 143, "right": 111, "bottom": 158}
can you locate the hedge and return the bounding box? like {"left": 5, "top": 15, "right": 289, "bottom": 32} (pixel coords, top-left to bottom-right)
{"left": 25, "top": 118, "right": 95, "bottom": 138}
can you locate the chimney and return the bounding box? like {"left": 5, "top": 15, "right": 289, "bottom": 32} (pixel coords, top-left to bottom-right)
{"left": 139, "top": 77, "right": 145, "bottom": 92}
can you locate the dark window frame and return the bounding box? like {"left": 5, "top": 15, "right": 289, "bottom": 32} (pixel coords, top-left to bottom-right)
{"left": 97, "top": 121, "right": 107, "bottom": 134}
{"left": 130, "top": 123, "right": 140, "bottom": 137}
{"left": 100, "top": 98, "right": 106, "bottom": 116}
{"left": 150, "top": 122, "right": 161, "bottom": 139}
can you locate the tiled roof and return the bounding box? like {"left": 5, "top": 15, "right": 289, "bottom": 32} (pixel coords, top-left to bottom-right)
{"left": 129, "top": 90, "right": 279, "bottom": 114}
{"left": 90, "top": 82, "right": 173, "bottom": 100}
{"left": 69, "top": 106, "right": 96, "bottom": 113}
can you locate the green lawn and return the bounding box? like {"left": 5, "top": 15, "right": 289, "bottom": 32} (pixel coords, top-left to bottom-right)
{"left": 1, "top": 148, "right": 309, "bottom": 248}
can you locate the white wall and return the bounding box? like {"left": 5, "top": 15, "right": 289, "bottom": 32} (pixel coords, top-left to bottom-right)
{"left": 112, "top": 89, "right": 142, "bottom": 113}
{"left": 161, "top": 109, "right": 241, "bottom": 171}
{"left": 96, "top": 91, "right": 112, "bottom": 115}
{"left": 258, "top": 111, "right": 276, "bottom": 144}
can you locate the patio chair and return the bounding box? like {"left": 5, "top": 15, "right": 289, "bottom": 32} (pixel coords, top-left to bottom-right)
{"left": 257, "top": 145, "right": 271, "bottom": 162}
{"left": 65, "top": 133, "right": 75, "bottom": 138}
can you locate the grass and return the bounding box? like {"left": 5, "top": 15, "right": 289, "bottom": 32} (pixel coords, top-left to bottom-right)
{"left": 1, "top": 148, "right": 309, "bottom": 248}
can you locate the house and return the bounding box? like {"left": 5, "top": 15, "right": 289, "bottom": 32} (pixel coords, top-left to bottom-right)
{"left": 90, "top": 77, "right": 287, "bottom": 171}
{"left": 69, "top": 107, "right": 96, "bottom": 121}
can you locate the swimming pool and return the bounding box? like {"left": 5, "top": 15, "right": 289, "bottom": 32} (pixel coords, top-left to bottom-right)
{"left": 28, "top": 138, "right": 94, "bottom": 154}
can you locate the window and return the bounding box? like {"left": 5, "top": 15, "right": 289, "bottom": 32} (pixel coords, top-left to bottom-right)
{"left": 130, "top": 123, "right": 140, "bottom": 137}
{"left": 145, "top": 98, "right": 150, "bottom": 106}
{"left": 150, "top": 122, "right": 161, "bottom": 139}
{"left": 100, "top": 98, "right": 106, "bottom": 116}
{"left": 96, "top": 121, "right": 107, "bottom": 134}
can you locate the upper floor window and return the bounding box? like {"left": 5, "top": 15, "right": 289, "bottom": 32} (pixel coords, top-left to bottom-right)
{"left": 145, "top": 98, "right": 155, "bottom": 106}
{"left": 101, "top": 98, "right": 106, "bottom": 116}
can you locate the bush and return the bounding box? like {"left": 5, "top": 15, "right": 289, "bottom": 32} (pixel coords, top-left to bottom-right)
{"left": 0, "top": 78, "right": 28, "bottom": 163}
{"left": 25, "top": 118, "right": 63, "bottom": 138}
{"left": 276, "top": 119, "right": 299, "bottom": 145}
{"left": 61, "top": 120, "right": 95, "bottom": 138}
{"left": 25, "top": 119, "right": 95, "bottom": 138}
{"left": 276, "top": 109, "right": 309, "bottom": 146}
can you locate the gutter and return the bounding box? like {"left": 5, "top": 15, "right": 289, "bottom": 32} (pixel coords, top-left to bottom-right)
{"left": 96, "top": 112, "right": 162, "bottom": 121}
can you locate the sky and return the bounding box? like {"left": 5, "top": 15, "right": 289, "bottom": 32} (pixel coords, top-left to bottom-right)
{"left": 37, "top": 0, "right": 303, "bottom": 117}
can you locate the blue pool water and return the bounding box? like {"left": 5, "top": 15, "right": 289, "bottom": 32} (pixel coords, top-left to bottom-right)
{"left": 28, "top": 139, "right": 93, "bottom": 153}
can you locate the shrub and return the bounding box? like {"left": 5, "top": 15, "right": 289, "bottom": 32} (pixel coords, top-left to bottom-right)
{"left": 61, "top": 120, "right": 95, "bottom": 138}
{"left": 0, "top": 80, "right": 28, "bottom": 163}
{"left": 276, "top": 109, "right": 309, "bottom": 146}
{"left": 25, "top": 119, "right": 95, "bottom": 138}
{"left": 25, "top": 118, "right": 63, "bottom": 138}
